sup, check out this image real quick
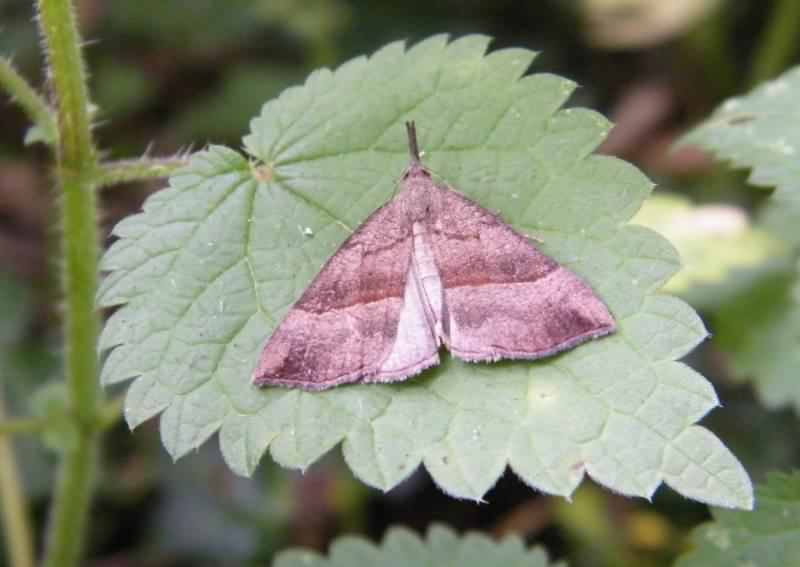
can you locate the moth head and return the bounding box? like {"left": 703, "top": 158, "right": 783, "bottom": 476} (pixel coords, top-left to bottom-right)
{"left": 402, "top": 162, "right": 431, "bottom": 180}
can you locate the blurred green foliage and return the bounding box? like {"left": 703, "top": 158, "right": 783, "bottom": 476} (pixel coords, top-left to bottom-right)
{"left": 0, "top": 273, "right": 60, "bottom": 500}
{"left": 676, "top": 472, "right": 800, "bottom": 567}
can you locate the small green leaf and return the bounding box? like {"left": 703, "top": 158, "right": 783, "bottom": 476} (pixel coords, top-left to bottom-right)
{"left": 273, "top": 524, "right": 563, "bottom": 567}
{"left": 23, "top": 124, "right": 57, "bottom": 146}
{"left": 99, "top": 35, "right": 752, "bottom": 507}
{"left": 676, "top": 472, "right": 800, "bottom": 567}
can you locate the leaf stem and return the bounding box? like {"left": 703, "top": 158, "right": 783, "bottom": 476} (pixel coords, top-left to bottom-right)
{"left": 0, "top": 395, "right": 121, "bottom": 437}
{"left": 97, "top": 156, "right": 190, "bottom": 189}
{"left": 0, "top": 56, "right": 58, "bottom": 146}
{"left": 37, "top": 0, "right": 103, "bottom": 566}
{"left": 749, "top": 0, "right": 800, "bottom": 86}
{"left": 0, "top": 416, "right": 50, "bottom": 436}
{"left": 0, "top": 393, "right": 36, "bottom": 567}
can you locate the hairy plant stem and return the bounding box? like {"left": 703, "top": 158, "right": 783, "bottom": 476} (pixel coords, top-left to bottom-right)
{"left": 3, "top": 2, "right": 178, "bottom": 565}
{"left": 37, "top": 0, "right": 102, "bottom": 566}
{"left": 0, "top": 57, "right": 57, "bottom": 145}
{"left": 749, "top": 0, "right": 800, "bottom": 86}
{"left": 97, "top": 156, "right": 190, "bottom": 189}
{"left": 0, "top": 394, "right": 35, "bottom": 567}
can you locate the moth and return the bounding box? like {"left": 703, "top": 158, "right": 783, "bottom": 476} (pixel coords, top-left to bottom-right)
{"left": 253, "top": 122, "right": 615, "bottom": 390}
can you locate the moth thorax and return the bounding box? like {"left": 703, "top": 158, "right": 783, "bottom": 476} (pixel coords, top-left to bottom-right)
{"left": 402, "top": 184, "right": 434, "bottom": 222}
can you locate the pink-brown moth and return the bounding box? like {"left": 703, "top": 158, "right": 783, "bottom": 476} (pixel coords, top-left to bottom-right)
{"left": 252, "top": 122, "right": 615, "bottom": 390}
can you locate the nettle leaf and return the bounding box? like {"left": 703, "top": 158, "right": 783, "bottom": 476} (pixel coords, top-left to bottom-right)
{"left": 630, "top": 193, "right": 787, "bottom": 308}
{"left": 681, "top": 65, "right": 800, "bottom": 244}
{"left": 683, "top": 67, "right": 800, "bottom": 413}
{"left": 99, "top": 35, "right": 752, "bottom": 507}
{"left": 273, "top": 524, "right": 563, "bottom": 567}
{"left": 676, "top": 472, "right": 800, "bottom": 567}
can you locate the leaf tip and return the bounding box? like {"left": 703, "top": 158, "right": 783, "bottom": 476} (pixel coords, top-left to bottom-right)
{"left": 123, "top": 402, "right": 143, "bottom": 431}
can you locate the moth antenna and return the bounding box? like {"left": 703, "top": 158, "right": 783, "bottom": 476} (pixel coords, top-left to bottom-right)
{"left": 405, "top": 121, "right": 421, "bottom": 164}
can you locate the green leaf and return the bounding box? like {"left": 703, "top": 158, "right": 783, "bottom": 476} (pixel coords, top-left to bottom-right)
{"left": 682, "top": 67, "right": 800, "bottom": 413}
{"left": 681, "top": 65, "right": 800, "bottom": 245}
{"left": 273, "top": 524, "right": 563, "bottom": 567}
{"left": 24, "top": 124, "right": 57, "bottom": 147}
{"left": 99, "top": 35, "right": 752, "bottom": 508}
{"left": 630, "top": 193, "right": 788, "bottom": 308}
{"left": 715, "top": 268, "right": 800, "bottom": 413}
{"left": 676, "top": 472, "right": 800, "bottom": 567}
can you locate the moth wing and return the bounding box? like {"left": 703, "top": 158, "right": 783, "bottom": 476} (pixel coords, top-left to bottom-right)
{"left": 429, "top": 187, "right": 615, "bottom": 362}
{"left": 252, "top": 194, "right": 439, "bottom": 390}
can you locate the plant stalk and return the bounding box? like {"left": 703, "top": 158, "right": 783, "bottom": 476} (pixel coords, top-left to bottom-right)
{"left": 37, "top": 0, "right": 103, "bottom": 566}
{"left": 0, "top": 393, "right": 36, "bottom": 567}
{"left": 0, "top": 57, "right": 58, "bottom": 145}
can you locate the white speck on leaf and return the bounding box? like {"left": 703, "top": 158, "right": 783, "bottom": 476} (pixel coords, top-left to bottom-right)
{"left": 765, "top": 80, "right": 788, "bottom": 96}
{"left": 528, "top": 383, "right": 558, "bottom": 406}
{"left": 722, "top": 99, "right": 740, "bottom": 112}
